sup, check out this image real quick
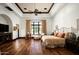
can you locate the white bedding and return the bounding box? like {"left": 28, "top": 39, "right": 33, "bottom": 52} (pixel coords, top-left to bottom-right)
{"left": 42, "top": 35, "right": 55, "bottom": 42}
{"left": 41, "top": 35, "right": 65, "bottom": 48}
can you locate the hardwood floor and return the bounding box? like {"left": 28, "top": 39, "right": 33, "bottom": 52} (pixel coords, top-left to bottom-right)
{"left": 0, "top": 38, "right": 78, "bottom": 55}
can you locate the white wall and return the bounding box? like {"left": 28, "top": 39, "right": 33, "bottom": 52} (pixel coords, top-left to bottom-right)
{"left": 51, "top": 3, "right": 79, "bottom": 33}
{"left": 0, "top": 15, "right": 8, "bottom": 24}
{"left": 0, "top": 5, "right": 21, "bottom": 39}
{"left": 19, "top": 18, "right": 26, "bottom": 37}
{"left": 46, "top": 17, "right": 53, "bottom": 34}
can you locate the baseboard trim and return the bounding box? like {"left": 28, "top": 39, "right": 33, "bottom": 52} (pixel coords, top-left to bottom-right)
{"left": 18, "top": 37, "right": 26, "bottom": 39}
{"left": 12, "top": 37, "right": 26, "bottom": 41}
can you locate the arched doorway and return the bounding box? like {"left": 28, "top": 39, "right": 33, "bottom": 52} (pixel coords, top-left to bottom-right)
{"left": 0, "top": 14, "right": 13, "bottom": 42}
{"left": 0, "top": 14, "right": 13, "bottom": 33}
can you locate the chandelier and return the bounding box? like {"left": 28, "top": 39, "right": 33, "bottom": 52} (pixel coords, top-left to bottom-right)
{"left": 34, "top": 9, "right": 38, "bottom": 16}
{"left": 34, "top": 3, "right": 38, "bottom": 16}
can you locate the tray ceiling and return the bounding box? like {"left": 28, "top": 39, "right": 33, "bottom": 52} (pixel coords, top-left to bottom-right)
{"left": 15, "top": 3, "right": 54, "bottom": 14}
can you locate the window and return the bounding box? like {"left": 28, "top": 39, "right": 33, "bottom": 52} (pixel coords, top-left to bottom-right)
{"left": 31, "top": 22, "right": 41, "bottom": 35}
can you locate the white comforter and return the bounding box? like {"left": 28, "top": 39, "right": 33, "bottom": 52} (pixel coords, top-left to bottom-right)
{"left": 41, "top": 35, "right": 65, "bottom": 48}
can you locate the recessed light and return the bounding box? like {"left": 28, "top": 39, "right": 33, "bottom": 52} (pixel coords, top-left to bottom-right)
{"left": 44, "top": 8, "right": 47, "bottom": 10}
{"left": 24, "top": 8, "right": 27, "bottom": 10}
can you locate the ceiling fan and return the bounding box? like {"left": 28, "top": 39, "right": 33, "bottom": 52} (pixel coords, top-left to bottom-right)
{"left": 33, "top": 4, "right": 42, "bottom": 16}
{"left": 34, "top": 9, "right": 41, "bottom": 16}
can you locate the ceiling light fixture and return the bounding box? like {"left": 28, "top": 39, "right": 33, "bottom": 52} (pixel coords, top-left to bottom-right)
{"left": 24, "top": 8, "right": 27, "bottom": 10}
{"left": 44, "top": 8, "right": 47, "bottom": 10}
{"left": 34, "top": 3, "right": 38, "bottom": 16}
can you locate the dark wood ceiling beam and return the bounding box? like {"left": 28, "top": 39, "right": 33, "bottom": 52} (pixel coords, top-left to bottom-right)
{"left": 48, "top": 3, "right": 54, "bottom": 13}
{"left": 15, "top": 3, "right": 54, "bottom": 14}
{"left": 15, "top": 3, "right": 24, "bottom": 13}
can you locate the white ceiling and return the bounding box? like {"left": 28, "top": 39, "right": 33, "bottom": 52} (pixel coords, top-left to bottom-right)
{"left": 0, "top": 3, "right": 66, "bottom": 19}
{"left": 17, "top": 3, "right": 52, "bottom": 12}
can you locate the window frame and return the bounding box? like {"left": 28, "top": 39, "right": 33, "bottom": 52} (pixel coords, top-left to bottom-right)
{"left": 32, "top": 22, "right": 40, "bottom": 35}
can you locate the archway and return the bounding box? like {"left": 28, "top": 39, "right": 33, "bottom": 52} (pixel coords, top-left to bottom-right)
{"left": 0, "top": 14, "right": 13, "bottom": 33}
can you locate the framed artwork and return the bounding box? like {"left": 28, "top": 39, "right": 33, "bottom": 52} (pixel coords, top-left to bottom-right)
{"left": 13, "top": 24, "right": 19, "bottom": 31}
{"left": 13, "top": 26, "right": 17, "bottom": 31}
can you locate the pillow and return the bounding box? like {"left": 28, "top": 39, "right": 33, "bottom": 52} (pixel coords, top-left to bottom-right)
{"left": 61, "top": 33, "right": 65, "bottom": 38}
{"left": 56, "top": 32, "right": 60, "bottom": 37}
{"left": 56, "top": 32, "right": 58, "bottom": 36}
{"left": 57, "top": 32, "right": 65, "bottom": 38}
{"left": 54, "top": 32, "right": 58, "bottom": 36}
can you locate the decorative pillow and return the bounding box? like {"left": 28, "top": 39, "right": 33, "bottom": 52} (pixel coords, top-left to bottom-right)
{"left": 57, "top": 32, "right": 65, "bottom": 38}
{"left": 54, "top": 32, "right": 58, "bottom": 36}
{"left": 57, "top": 32, "right": 61, "bottom": 37}
{"left": 61, "top": 33, "right": 65, "bottom": 38}
{"left": 56, "top": 32, "right": 58, "bottom": 36}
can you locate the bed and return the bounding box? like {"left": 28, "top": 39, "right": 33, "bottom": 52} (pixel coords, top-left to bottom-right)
{"left": 41, "top": 34, "right": 66, "bottom": 48}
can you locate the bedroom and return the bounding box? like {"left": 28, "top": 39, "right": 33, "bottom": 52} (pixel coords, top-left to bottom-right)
{"left": 0, "top": 3, "right": 79, "bottom": 55}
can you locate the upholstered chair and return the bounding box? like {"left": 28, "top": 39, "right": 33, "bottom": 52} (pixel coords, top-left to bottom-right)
{"left": 65, "top": 32, "right": 77, "bottom": 50}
